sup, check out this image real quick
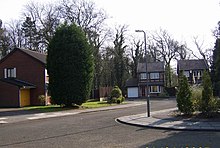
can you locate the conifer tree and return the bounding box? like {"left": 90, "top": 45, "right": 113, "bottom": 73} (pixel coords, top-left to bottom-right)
{"left": 47, "top": 23, "right": 94, "bottom": 106}
{"left": 211, "top": 38, "right": 220, "bottom": 97}
{"left": 200, "top": 71, "right": 215, "bottom": 114}
{"left": 176, "top": 71, "right": 193, "bottom": 114}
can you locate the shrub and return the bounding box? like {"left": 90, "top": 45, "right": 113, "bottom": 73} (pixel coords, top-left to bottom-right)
{"left": 200, "top": 71, "right": 216, "bottom": 115}
{"left": 111, "top": 86, "right": 122, "bottom": 98}
{"left": 38, "top": 95, "right": 46, "bottom": 104}
{"left": 107, "top": 86, "right": 125, "bottom": 104}
{"left": 191, "top": 87, "right": 202, "bottom": 111}
{"left": 116, "top": 98, "right": 122, "bottom": 104}
{"left": 176, "top": 71, "right": 194, "bottom": 115}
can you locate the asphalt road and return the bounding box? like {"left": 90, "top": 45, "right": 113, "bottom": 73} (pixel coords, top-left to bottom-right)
{"left": 0, "top": 99, "right": 220, "bottom": 148}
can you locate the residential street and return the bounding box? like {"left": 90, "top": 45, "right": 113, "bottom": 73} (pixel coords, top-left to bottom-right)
{"left": 0, "top": 99, "right": 220, "bottom": 148}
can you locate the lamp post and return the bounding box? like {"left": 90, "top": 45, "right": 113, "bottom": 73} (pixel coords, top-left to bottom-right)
{"left": 135, "top": 30, "right": 150, "bottom": 117}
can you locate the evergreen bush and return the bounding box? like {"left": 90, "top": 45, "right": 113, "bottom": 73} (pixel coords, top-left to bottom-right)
{"left": 200, "top": 71, "right": 218, "bottom": 115}
{"left": 176, "top": 71, "right": 194, "bottom": 115}
{"left": 107, "top": 86, "right": 125, "bottom": 104}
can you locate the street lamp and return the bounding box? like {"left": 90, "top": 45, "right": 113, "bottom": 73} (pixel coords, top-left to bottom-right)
{"left": 135, "top": 30, "right": 150, "bottom": 117}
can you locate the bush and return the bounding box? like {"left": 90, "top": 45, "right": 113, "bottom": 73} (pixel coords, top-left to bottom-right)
{"left": 200, "top": 71, "right": 216, "bottom": 115}
{"left": 38, "top": 95, "right": 46, "bottom": 104}
{"left": 191, "top": 87, "right": 202, "bottom": 111}
{"left": 111, "top": 86, "right": 122, "bottom": 98}
{"left": 176, "top": 72, "right": 194, "bottom": 115}
{"left": 107, "top": 86, "right": 125, "bottom": 104}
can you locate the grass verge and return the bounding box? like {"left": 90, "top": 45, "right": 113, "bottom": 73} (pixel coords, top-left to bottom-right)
{"left": 23, "top": 101, "right": 117, "bottom": 113}
{"left": 82, "top": 101, "right": 116, "bottom": 108}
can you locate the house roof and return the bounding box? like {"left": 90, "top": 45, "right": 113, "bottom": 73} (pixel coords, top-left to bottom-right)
{"left": 125, "top": 78, "right": 138, "bottom": 87}
{"left": 177, "top": 59, "right": 208, "bottom": 71}
{"left": 0, "top": 78, "right": 36, "bottom": 89}
{"left": 137, "top": 62, "right": 165, "bottom": 73}
{"left": 0, "top": 48, "right": 46, "bottom": 65}
{"left": 19, "top": 48, "right": 46, "bottom": 64}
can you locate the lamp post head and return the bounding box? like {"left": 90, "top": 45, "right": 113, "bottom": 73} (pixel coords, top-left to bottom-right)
{"left": 135, "top": 30, "right": 143, "bottom": 32}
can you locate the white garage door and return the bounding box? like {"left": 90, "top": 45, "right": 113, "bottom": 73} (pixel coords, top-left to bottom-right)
{"left": 127, "top": 87, "right": 138, "bottom": 98}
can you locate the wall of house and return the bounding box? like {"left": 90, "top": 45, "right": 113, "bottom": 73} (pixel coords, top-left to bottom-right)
{"left": 0, "top": 50, "right": 45, "bottom": 106}
{"left": 0, "top": 81, "right": 19, "bottom": 107}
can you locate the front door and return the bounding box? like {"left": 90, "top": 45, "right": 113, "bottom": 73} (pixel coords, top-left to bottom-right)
{"left": 20, "top": 89, "right": 30, "bottom": 107}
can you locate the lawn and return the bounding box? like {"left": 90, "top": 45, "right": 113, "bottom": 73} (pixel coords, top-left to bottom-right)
{"left": 82, "top": 101, "right": 116, "bottom": 108}
{"left": 23, "top": 101, "right": 116, "bottom": 113}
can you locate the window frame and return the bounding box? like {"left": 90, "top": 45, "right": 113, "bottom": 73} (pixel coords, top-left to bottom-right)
{"left": 149, "top": 86, "right": 161, "bottom": 93}
{"left": 4, "top": 68, "right": 16, "bottom": 78}
{"left": 140, "top": 73, "right": 147, "bottom": 80}
{"left": 149, "top": 72, "right": 160, "bottom": 80}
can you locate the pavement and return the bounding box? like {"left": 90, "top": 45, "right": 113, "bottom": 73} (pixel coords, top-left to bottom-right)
{"left": 117, "top": 108, "right": 220, "bottom": 131}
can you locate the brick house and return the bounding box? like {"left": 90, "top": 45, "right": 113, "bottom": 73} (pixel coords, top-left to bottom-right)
{"left": 126, "top": 62, "right": 165, "bottom": 98}
{"left": 0, "top": 48, "right": 48, "bottom": 107}
{"left": 177, "top": 59, "right": 209, "bottom": 85}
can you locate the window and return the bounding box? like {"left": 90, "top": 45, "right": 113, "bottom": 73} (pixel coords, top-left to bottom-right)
{"left": 140, "top": 73, "right": 147, "bottom": 79}
{"left": 183, "top": 71, "right": 189, "bottom": 77}
{"left": 4, "top": 68, "right": 16, "bottom": 78}
{"left": 150, "top": 86, "right": 161, "bottom": 93}
{"left": 150, "top": 73, "right": 159, "bottom": 79}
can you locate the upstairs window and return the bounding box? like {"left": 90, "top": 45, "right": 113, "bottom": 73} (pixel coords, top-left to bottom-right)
{"left": 150, "top": 73, "right": 159, "bottom": 79}
{"left": 4, "top": 68, "right": 16, "bottom": 78}
{"left": 140, "top": 73, "right": 147, "bottom": 80}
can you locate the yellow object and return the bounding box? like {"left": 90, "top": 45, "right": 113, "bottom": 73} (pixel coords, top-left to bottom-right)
{"left": 20, "top": 89, "right": 30, "bottom": 107}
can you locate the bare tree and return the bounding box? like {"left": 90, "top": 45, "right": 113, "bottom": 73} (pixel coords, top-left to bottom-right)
{"left": 148, "top": 29, "right": 186, "bottom": 87}
{"left": 22, "top": 1, "right": 61, "bottom": 52}
{"left": 0, "top": 20, "right": 11, "bottom": 58}
{"left": 128, "top": 38, "right": 144, "bottom": 78}
{"left": 190, "top": 36, "right": 212, "bottom": 66}
{"left": 6, "top": 20, "right": 23, "bottom": 48}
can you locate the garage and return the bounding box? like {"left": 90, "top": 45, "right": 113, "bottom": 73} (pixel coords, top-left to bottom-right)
{"left": 127, "top": 87, "right": 138, "bottom": 98}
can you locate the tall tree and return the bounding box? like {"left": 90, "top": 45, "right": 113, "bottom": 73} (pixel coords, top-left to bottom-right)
{"left": 60, "top": 0, "right": 109, "bottom": 91}
{"left": 112, "top": 25, "right": 128, "bottom": 90}
{"left": 211, "top": 38, "right": 220, "bottom": 97}
{"left": 21, "top": 17, "right": 39, "bottom": 50}
{"left": 148, "top": 29, "right": 186, "bottom": 87}
{"left": 6, "top": 20, "right": 23, "bottom": 48}
{"left": 47, "top": 23, "right": 94, "bottom": 106}
{"left": 129, "top": 39, "right": 144, "bottom": 78}
{"left": 0, "top": 19, "right": 10, "bottom": 58}
{"left": 22, "top": 2, "right": 61, "bottom": 52}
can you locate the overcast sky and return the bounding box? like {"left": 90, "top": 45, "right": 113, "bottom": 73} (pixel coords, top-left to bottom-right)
{"left": 1, "top": 0, "right": 220, "bottom": 50}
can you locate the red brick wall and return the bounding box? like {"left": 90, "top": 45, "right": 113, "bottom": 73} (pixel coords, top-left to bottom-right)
{"left": 0, "top": 50, "right": 45, "bottom": 106}
{"left": 0, "top": 81, "right": 19, "bottom": 107}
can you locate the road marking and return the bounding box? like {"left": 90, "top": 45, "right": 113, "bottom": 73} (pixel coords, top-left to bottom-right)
{"left": 0, "top": 118, "right": 8, "bottom": 124}
{"left": 0, "top": 121, "right": 8, "bottom": 124}
{"left": 27, "top": 112, "right": 79, "bottom": 120}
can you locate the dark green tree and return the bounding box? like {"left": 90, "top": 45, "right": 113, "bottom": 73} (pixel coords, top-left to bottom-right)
{"left": 176, "top": 71, "right": 193, "bottom": 115}
{"left": 47, "top": 23, "right": 94, "bottom": 106}
{"left": 21, "top": 17, "right": 39, "bottom": 50}
{"left": 211, "top": 38, "right": 220, "bottom": 97}
{"left": 200, "top": 71, "right": 216, "bottom": 114}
